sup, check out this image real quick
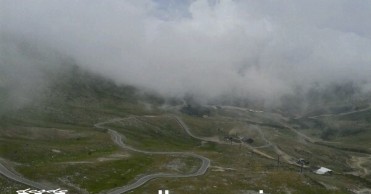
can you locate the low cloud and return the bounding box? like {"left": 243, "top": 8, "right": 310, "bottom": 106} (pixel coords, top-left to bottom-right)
{"left": 1, "top": 0, "right": 371, "bottom": 105}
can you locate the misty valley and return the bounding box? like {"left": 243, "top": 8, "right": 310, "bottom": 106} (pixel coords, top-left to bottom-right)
{"left": 1, "top": 62, "right": 371, "bottom": 194}
{"left": 1, "top": 1, "right": 371, "bottom": 194}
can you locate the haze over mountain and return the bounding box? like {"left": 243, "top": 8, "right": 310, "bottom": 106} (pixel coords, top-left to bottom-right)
{"left": 2, "top": 2, "right": 371, "bottom": 193}
{"left": 1, "top": 0, "right": 371, "bottom": 107}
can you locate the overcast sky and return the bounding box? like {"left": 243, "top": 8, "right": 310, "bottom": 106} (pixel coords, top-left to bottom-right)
{"left": 1, "top": 0, "right": 371, "bottom": 104}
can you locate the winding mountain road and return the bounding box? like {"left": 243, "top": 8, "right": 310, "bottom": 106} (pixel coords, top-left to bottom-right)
{"left": 304, "top": 106, "right": 371, "bottom": 120}
{"left": 0, "top": 159, "right": 52, "bottom": 190}
{"left": 1, "top": 105, "right": 369, "bottom": 193}
{"left": 95, "top": 117, "right": 210, "bottom": 194}
{"left": 175, "top": 116, "right": 275, "bottom": 159}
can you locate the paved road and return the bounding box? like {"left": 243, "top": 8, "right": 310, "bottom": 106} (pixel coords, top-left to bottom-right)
{"left": 0, "top": 116, "right": 209, "bottom": 194}
{"left": 95, "top": 117, "right": 210, "bottom": 194}
{"left": 174, "top": 116, "right": 207, "bottom": 141}
{"left": 289, "top": 106, "right": 371, "bottom": 144}
{"left": 296, "top": 106, "right": 371, "bottom": 120}
{"left": 0, "top": 160, "right": 52, "bottom": 190}
{"left": 217, "top": 106, "right": 264, "bottom": 113}
{"left": 175, "top": 116, "right": 276, "bottom": 160}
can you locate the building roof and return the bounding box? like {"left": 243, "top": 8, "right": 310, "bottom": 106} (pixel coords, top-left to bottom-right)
{"left": 314, "top": 167, "right": 332, "bottom": 174}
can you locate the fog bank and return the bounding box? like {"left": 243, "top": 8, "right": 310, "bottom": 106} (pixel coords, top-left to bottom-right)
{"left": 1, "top": 0, "right": 371, "bottom": 105}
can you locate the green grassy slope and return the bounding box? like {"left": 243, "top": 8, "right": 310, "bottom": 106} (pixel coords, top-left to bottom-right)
{"left": 0, "top": 63, "right": 370, "bottom": 193}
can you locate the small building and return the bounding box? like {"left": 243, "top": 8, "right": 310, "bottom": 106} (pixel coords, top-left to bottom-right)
{"left": 223, "top": 136, "right": 241, "bottom": 143}
{"left": 314, "top": 167, "right": 333, "bottom": 175}
{"left": 296, "top": 158, "right": 309, "bottom": 165}
{"left": 241, "top": 137, "right": 254, "bottom": 144}
{"left": 231, "top": 137, "right": 241, "bottom": 143}
{"left": 224, "top": 136, "right": 233, "bottom": 141}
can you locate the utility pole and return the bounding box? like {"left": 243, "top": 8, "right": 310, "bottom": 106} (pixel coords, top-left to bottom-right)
{"left": 297, "top": 158, "right": 308, "bottom": 173}
{"left": 277, "top": 155, "right": 280, "bottom": 167}
{"left": 300, "top": 163, "right": 303, "bottom": 173}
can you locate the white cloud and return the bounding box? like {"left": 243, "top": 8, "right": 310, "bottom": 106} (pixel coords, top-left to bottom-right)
{"left": 1, "top": 0, "right": 371, "bottom": 103}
